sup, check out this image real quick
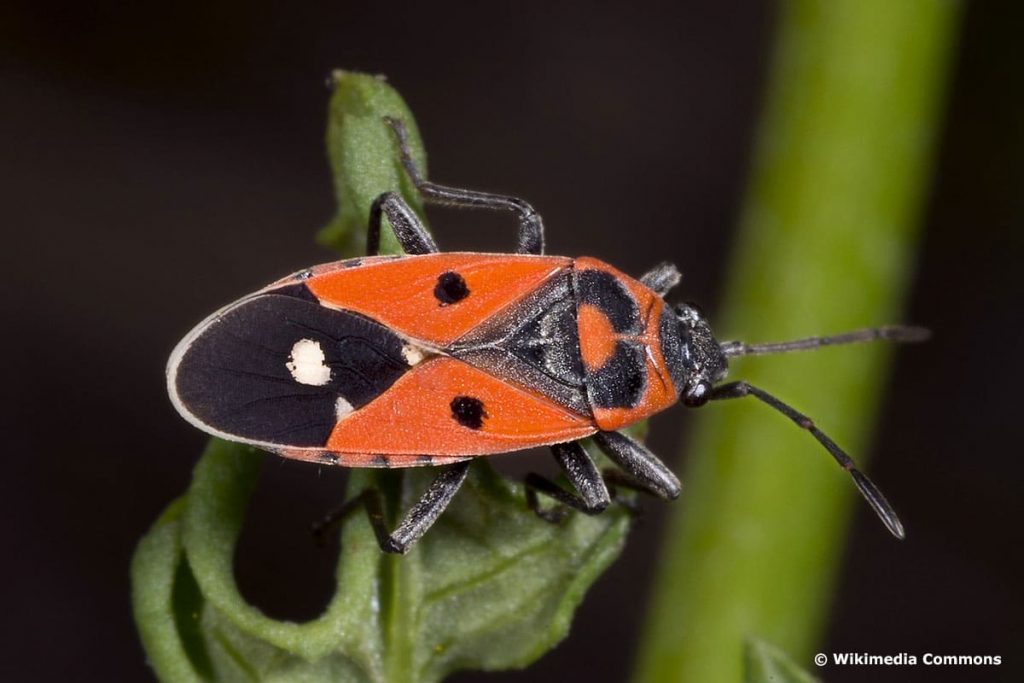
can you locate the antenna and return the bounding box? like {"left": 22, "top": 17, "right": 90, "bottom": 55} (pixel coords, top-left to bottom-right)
{"left": 720, "top": 324, "right": 930, "bottom": 358}
{"left": 709, "top": 324, "right": 929, "bottom": 538}
{"left": 709, "top": 381, "right": 906, "bottom": 538}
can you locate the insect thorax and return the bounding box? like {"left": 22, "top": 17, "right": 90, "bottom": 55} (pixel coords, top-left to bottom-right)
{"left": 449, "top": 271, "right": 589, "bottom": 415}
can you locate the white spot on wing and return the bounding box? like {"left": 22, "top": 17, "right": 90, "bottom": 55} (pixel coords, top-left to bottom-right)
{"left": 286, "top": 338, "right": 331, "bottom": 386}
{"left": 401, "top": 344, "right": 426, "bottom": 366}
{"left": 335, "top": 395, "right": 354, "bottom": 418}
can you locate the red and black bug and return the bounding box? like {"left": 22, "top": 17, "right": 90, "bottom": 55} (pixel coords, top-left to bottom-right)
{"left": 167, "top": 118, "right": 926, "bottom": 553}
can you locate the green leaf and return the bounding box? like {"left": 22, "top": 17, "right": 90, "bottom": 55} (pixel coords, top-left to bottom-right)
{"left": 134, "top": 70, "right": 630, "bottom": 682}
{"left": 133, "top": 441, "right": 627, "bottom": 683}
{"left": 743, "top": 638, "right": 819, "bottom": 683}
{"left": 131, "top": 498, "right": 209, "bottom": 683}
{"left": 317, "top": 70, "right": 427, "bottom": 255}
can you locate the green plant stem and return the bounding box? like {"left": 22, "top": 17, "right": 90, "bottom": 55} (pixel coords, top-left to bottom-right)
{"left": 633, "top": 2, "right": 961, "bottom": 682}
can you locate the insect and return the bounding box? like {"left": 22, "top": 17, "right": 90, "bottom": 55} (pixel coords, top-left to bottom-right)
{"left": 167, "top": 117, "right": 926, "bottom": 553}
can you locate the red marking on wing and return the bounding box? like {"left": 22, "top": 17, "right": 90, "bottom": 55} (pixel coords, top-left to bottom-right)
{"left": 325, "top": 357, "right": 595, "bottom": 456}
{"left": 305, "top": 253, "right": 571, "bottom": 346}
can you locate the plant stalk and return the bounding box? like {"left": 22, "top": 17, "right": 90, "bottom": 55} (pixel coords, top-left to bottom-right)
{"left": 633, "top": 2, "right": 961, "bottom": 681}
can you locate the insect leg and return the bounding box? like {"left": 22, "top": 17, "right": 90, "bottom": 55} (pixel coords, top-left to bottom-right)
{"left": 525, "top": 441, "right": 610, "bottom": 523}
{"left": 384, "top": 116, "right": 545, "bottom": 255}
{"left": 592, "top": 430, "right": 682, "bottom": 500}
{"left": 708, "top": 381, "right": 905, "bottom": 539}
{"left": 639, "top": 262, "right": 682, "bottom": 296}
{"left": 594, "top": 467, "right": 672, "bottom": 515}
{"left": 312, "top": 460, "right": 471, "bottom": 553}
{"left": 383, "top": 460, "right": 471, "bottom": 553}
{"left": 367, "top": 191, "right": 439, "bottom": 256}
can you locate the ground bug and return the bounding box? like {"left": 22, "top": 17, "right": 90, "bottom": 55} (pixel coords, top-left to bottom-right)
{"left": 167, "top": 117, "right": 926, "bottom": 553}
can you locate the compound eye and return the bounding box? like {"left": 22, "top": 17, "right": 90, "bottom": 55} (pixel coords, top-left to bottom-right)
{"left": 675, "top": 302, "right": 703, "bottom": 324}
{"left": 683, "top": 380, "right": 712, "bottom": 407}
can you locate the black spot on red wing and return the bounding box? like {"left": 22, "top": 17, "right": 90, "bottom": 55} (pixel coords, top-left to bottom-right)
{"left": 417, "top": 455, "right": 435, "bottom": 466}
{"left": 173, "top": 294, "right": 409, "bottom": 448}
{"left": 434, "top": 271, "right": 470, "bottom": 305}
{"left": 588, "top": 343, "right": 646, "bottom": 409}
{"left": 450, "top": 396, "right": 487, "bottom": 429}
{"left": 576, "top": 269, "right": 640, "bottom": 333}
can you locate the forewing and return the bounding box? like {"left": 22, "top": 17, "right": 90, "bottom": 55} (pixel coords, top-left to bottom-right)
{"left": 305, "top": 254, "right": 572, "bottom": 346}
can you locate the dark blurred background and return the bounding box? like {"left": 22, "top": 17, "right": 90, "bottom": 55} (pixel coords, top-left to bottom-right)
{"left": 1, "top": 2, "right": 1020, "bottom": 681}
